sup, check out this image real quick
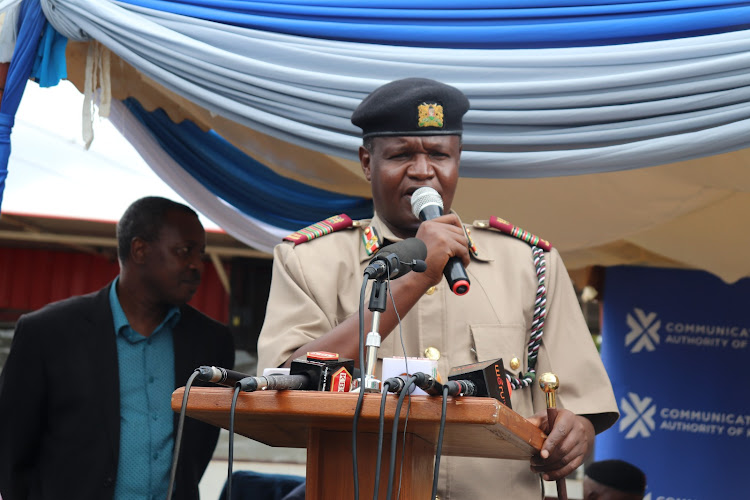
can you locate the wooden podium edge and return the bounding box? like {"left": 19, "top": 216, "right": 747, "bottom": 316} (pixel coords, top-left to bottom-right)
{"left": 173, "top": 387, "right": 545, "bottom": 460}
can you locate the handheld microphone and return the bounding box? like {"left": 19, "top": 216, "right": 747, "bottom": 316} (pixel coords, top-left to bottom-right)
{"left": 448, "top": 358, "right": 513, "bottom": 408}
{"left": 240, "top": 352, "right": 354, "bottom": 392}
{"left": 410, "top": 186, "right": 470, "bottom": 295}
{"left": 364, "top": 238, "right": 428, "bottom": 281}
{"left": 196, "top": 366, "right": 253, "bottom": 387}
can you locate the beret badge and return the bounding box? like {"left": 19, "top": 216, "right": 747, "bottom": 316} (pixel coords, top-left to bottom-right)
{"left": 417, "top": 102, "right": 444, "bottom": 129}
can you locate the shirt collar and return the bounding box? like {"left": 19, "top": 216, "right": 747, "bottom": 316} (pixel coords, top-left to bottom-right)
{"left": 359, "top": 213, "right": 398, "bottom": 263}
{"left": 109, "top": 276, "right": 182, "bottom": 337}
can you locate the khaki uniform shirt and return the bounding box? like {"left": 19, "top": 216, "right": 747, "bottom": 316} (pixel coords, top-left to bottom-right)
{"left": 257, "top": 213, "right": 618, "bottom": 500}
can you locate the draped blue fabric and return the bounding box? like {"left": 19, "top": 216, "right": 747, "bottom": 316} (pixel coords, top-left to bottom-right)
{"left": 31, "top": 23, "right": 68, "bottom": 87}
{"left": 116, "top": 0, "right": 750, "bottom": 47}
{"left": 0, "top": 0, "right": 47, "bottom": 209}
{"left": 122, "top": 97, "right": 373, "bottom": 230}
{"left": 4, "top": 0, "right": 750, "bottom": 255}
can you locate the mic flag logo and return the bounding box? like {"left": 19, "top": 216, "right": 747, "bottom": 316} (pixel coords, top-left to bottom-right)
{"left": 619, "top": 392, "right": 657, "bottom": 439}
{"left": 625, "top": 308, "right": 660, "bottom": 353}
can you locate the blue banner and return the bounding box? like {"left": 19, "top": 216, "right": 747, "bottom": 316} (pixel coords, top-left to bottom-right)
{"left": 597, "top": 265, "right": 750, "bottom": 499}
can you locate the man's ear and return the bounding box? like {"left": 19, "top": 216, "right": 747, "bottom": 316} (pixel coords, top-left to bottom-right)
{"left": 130, "top": 237, "right": 148, "bottom": 265}
{"left": 359, "top": 145, "right": 372, "bottom": 182}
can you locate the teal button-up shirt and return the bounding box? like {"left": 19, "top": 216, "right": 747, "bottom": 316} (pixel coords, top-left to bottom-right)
{"left": 109, "top": 278, "right": 179, "bottom": 500}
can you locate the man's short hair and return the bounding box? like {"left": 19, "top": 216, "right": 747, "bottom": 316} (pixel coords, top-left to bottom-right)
{"left": 351, "top": 78, "right": 470, "bottom": 139}
{"left": 117, "top": 196, "right": 198, "bottom": 262}
{"left": 586, "top": 459, "right": 647, "bottom": 495}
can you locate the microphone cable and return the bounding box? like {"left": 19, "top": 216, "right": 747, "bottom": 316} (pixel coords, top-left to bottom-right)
{"left": 432, "top": 383, "right": 449, "bottom": 500}
{"left": 373, "top": 377, "right": 406, "bottom": 500}
{"left": 385, "top": 375, "right": 417, "bottom": 500}
{"left": 352, "top": 274, "right": 370, "bottom": 500}
{"left": 387, "top": 276, "right": 412, "bottom": 500}
{"left": 395, "top": 388, "right": 414, "bottom": 500}
{"left": 225, "top": 383, "right": 242, "bottom": 500}
{"left": 166, "top": 369, "right": 200, "bottom": 500}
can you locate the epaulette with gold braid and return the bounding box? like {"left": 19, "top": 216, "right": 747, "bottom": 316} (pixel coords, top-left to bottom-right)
{"left": 479, "top": 216, "right": 552, "bottom": 251}
{"left": 283, "top": 214, "right": 353, "bottom": 245}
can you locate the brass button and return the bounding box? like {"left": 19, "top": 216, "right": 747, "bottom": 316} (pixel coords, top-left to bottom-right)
{"left": 426, "top": 286, "right": 437, "bottom": 295}
{"left": 509, "top": 357, "right": 521, "bottom": 371}
{"left": 424, "top": 347, "right": 441, "bottom": 360}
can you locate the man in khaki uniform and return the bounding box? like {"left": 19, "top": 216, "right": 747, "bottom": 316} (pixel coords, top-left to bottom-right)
{"left": 257, "top": 78, "right": 618, "bottom": 499}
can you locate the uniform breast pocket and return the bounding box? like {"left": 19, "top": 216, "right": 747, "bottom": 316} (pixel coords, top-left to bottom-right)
{"left": 470, "top": 323, "right": 528, "bottom": 374}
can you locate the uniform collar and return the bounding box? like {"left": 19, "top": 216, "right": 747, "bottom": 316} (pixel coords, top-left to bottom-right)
{"left": 360, "top": 211, "right": 492, "bottom": 263}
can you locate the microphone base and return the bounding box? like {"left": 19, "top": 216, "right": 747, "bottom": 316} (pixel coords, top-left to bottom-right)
{"left": 351, "top": 375, "right": 382, "bottom": 393}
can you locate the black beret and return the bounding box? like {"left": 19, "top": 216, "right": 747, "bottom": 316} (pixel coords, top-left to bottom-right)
{"left": 586, "top": 460, "right": 647, "bottom": 495}
{"left": 351, "top": 78, "right": 470, "bottom": 139}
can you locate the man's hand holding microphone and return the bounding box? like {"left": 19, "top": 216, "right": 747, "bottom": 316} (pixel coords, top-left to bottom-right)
{"left": 411, "top": 186, "right": 472, "bottom": 296}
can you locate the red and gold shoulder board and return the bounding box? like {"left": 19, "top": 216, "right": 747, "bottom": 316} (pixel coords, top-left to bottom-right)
{"left": 477, "top": 216, "right": 552, "bottom": 251}
{"left": 283, "top": 214, "right": 353, "bottom": 245}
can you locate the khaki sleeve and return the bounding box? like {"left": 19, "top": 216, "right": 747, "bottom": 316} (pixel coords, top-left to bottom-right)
{"left": 256, "top": 242, "right": 336, "bottom": 374}
{"left": 532, "top": 248, "right": 619, "bottom": 434}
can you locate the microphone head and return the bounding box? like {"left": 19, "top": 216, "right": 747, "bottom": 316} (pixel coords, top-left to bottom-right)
{"left": 394, "top": 237, "right": 428, "bottom": 263}
{"left": 411, "top": 186, "right": 443, "bottom": 220}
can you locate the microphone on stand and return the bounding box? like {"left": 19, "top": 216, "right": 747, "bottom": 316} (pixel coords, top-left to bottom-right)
{"left": 364, "top": 238, "right": 427, "bottom": 281}
{"left": 355, "top": 239, "right": 427, "bottom": 394}
{"left": 410, "top": 186, "right": 470, "bottom": 295}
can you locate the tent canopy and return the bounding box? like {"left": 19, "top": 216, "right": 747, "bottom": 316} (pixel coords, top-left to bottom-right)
{"left": 1, "top": 0, "right": 749, "bottom": 283}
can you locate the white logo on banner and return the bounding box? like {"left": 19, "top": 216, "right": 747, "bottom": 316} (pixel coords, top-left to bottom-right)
{"left": 625, "top": 308, "right": 660, "bottom": 353}
{"left": 643, "top": 494, "right": 651, "bottom": 500}
{"left": 619, "top": 392, "right": 657, "bottom": 439}
{"left": 663, "top": 321, "right": 749, "bottom": 350}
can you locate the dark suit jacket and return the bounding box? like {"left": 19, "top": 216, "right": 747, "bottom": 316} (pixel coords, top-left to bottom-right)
{"left": 0, "top": 284, "right": 235, "bottom": 500}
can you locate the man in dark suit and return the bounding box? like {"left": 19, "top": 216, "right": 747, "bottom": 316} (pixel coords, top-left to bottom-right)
{"left": 0, "top": 196, "right": 235, "bottom": 500}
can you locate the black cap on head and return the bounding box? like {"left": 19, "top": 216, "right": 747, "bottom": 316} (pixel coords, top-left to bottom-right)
{"left": 351, "top": 78, "right": 470, "bottom": 139}
{"left": 586, "top": 460, "right": 647, "bottom": 495}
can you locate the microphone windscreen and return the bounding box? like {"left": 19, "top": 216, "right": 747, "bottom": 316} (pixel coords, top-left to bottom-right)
{"left": 370, "top": 238, "right": 428, "bottom": 280}
{"left": 396, "top": 237, "right": 428, "bottom": 263}
{"left": 373, "top": 238, "right": 427, "bottom": 264}
{"left": 411, "top": 186, "right": 443, "bottom": 219}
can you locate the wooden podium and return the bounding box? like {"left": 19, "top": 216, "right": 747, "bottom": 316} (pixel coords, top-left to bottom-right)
{"left": 172, "top": 388, "right": 546, "bottom": 499}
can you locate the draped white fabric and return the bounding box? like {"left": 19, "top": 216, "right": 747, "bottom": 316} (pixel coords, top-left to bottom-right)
{"left": 5, "top": 0, "right": 746, "bottom": 282}
{"left": 106, "top": 92, "right": 750, "bottom": 283}
{"left": 107, "top": 98, "right": 290, "bottom": 252}
{"left": 39, "top": 0, "right": 750, "bottom": 177}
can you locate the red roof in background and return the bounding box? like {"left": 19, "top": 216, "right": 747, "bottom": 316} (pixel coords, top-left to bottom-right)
{"left": 0, "top": 247, "right": 229, "bottom": 324}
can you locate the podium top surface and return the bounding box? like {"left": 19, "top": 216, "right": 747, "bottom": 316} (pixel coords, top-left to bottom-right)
{"left": 173, "top": 388, "right": 546, "bottom": 460}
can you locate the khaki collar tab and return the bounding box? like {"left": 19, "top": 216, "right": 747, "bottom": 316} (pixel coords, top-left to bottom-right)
{"left": 361, "top": 225, "right": 381, "bottom": 256}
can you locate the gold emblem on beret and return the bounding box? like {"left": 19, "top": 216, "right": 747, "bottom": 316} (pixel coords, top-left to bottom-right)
{"left": 418, "top": 102, "right": 444, "bottom": 128}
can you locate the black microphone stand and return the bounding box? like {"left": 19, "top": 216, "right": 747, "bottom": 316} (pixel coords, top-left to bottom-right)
{"left": 352, "top": 278, "right": 388, "bottom": 393}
